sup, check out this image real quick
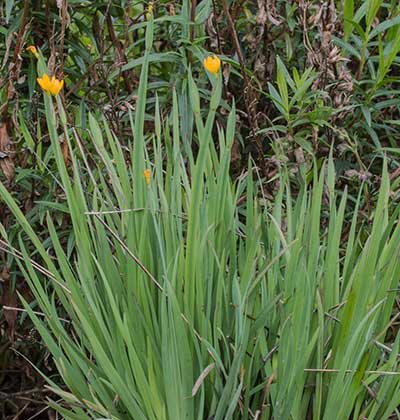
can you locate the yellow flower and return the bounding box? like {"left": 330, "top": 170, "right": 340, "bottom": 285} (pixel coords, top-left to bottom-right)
{"left": 37, "top": 73, "right": 64, "bottom": 96}
{"left": 203, "top": 54, "right": 221, "bottom": 76}
{"left": 146, "top": 1, "right": 153, "bottom": 21}
{"left": 144, "top": 169, "right": 151, "bottom": 185}
{"left": 26, "top": 45, "right": 39, "bottom": 59}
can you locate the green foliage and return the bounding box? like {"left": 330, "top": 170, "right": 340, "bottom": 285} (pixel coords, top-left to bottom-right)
{"left": 1, "top": 1, "right": 400, "bottom": 418}
{"left": 1, "top": 18, "right": 400, "bottom": 419}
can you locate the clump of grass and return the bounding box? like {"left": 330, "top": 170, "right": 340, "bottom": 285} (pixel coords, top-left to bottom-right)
{"left": 1, "top": 19, "right": 400, "bottom": 420}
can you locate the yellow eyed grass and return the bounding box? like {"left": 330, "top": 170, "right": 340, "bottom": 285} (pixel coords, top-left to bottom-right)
{"left": 37, "top": 73, "right": 64, "bottom": 96}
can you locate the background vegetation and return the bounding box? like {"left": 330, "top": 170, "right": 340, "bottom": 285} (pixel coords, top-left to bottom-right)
{"left": 0, "top": 0, "right": 400, "bottom": 419}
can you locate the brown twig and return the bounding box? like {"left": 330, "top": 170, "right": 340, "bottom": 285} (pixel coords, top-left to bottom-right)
{"left": 59, "top": 0, "right": 68, "bottom": 78}
{"left": 304, "top": 368, "right": 400, "bottom": 376}
{"left": 11, "top": 0, "right": 29, "bottom": 65}
{"left": 1, "top": 0, "right": 30, "bottom": 122}
{"left": 211, "top": 0, "right": 222, "bottom": 54}
{"left": 190, "top": 0, "right": 197, "bottom": 42}
{"left": 257, "top": 371, "right": 276, "bottom": 418}
{"left": 45, "top": 0, "right": 52, "bottom": 48}
{"left": 220, "top": 0, "right": 266, "bottom": 174}
{"left": 0, "top": 388, "right": 50, "bottom": 401}
{"left": 105, "top": 10, "right": 133, "bottom": 94}
{"left": 3, "top": 306, "right": 71, "bottom": 324}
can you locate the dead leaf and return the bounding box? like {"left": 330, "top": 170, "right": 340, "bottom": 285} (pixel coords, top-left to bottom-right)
{"left": 47, "top": 52, "right": 56, "bottom": 77}
{"left": 1, "top": 31, "right": 13, "bottom": 70}
{"left": 256, "top": 0, "right": 267, "bottom": 26}
{"left": 222, "top": 62, "right": 231, "bottom": 86}
{"left": 295, "top": 147, "right": 305, "bottom": 164}
{"left": 205, "top": 12, "right": 219, "bottom": 50}
{"left": 266, "top": 0, "right": 282, "bottom": 26}
{"left": 390, "top": 167, "right": 400, "bottom": 181}
{"left": 168, "top": 4, "right": 175, "bottom": 16}
{"left": 48, "top": 409, "right": 57, "bottom": 420}
{"left": 1, "top": 266, "right": 17, "bottom": 341}
{"left": 17, "top": 75, "right": 26, "bottom": 84}
{"left": 231, "top": 137, "right": 241, "bottom": 165}
{"left": 0, "top": 122, "right": 15, "bottom": 184}
{"left": 62, "top": 137, "right": 70, "bottom": 167}
{"left": 192, "top": 363, "right": 215, "bottom": 396}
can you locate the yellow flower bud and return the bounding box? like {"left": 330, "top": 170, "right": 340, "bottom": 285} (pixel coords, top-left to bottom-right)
{"left": 203, "top": 54, "right": 221, "bottom": 76}
{"left": 26, "top": 45, "right": 39, "bottom": 59}
{"left": 144, "top": 169, "right": 151, "bottom": 185}
{"left": 146, "top": 2, "right": 153, "bottom": 21}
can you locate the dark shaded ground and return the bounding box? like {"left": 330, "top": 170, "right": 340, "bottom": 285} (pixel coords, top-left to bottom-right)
{"left": 0, "top": 297, "right": 58, "bottom": 420}
{"left": 0, "top": 362, "right": 57, "bottom": 419}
